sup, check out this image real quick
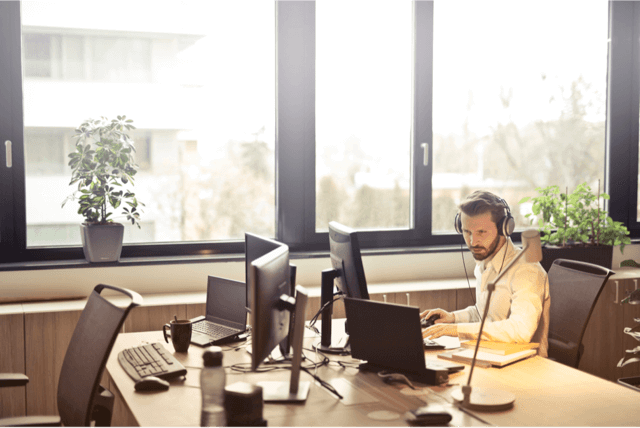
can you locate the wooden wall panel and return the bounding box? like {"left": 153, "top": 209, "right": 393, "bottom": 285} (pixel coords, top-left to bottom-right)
{"left": 456, "top": 286, "right": 477, "bottom": 311}
{"left": 124, "top": 305, "right": 187, "bottom": 333}
{"left": 105, "top": 371, "right": 138, "bottom": 427}
{"left": 185, "top": 303, "right": 206, "bottom": 320}
{"left": 0, "top": 312, "right": 26, "bottom": 418}
{"left": 579, "top": 280, "right": 624, "bottom": 381}
{"left": 399, "top": 289, "right": 457, "bottom": 313}
{"left": 24, "top": 310, "right": 82, "bottom": 416}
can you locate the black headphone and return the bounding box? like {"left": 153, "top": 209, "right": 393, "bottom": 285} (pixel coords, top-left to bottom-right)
{"left": 454, "top": 197, "right": 515, "bottom": 237}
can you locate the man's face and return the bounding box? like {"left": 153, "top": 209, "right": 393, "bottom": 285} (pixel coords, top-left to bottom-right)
{"left": 460, "top": 211, "right": 502, "bottom": 261}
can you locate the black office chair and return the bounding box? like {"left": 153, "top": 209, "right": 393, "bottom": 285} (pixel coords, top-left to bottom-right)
{"left": 0, "top": 284, "right": 142, "bottom": 426}
{"left": 547, "top": 258, "right": 613, "bottom": 368}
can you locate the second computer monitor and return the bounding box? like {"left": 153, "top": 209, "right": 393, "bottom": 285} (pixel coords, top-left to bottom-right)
{"left": 245, "top": 233, "right": 284, "bottom": 310}
{"left": 328, "top": 221, "right": 369, "bottom": 300}
{"left": 249, "top": 244, "right": 291, "bottom": 371}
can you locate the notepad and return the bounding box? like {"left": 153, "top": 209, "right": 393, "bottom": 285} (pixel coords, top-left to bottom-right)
{"left": 437, "top": 348, "right": 537, "bottom": 367}
{"left": 460, "top": 340, "right": 539, "bottom": 356}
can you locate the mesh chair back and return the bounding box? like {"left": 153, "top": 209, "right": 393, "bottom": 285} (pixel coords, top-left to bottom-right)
{"left": 548, "top": 259, "right": 613, "bottom": 368}
{"left": 57, "top": 284, "right": 142, "bottom": 426}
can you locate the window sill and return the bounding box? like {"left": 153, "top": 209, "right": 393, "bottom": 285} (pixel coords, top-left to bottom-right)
{"left": 0, "top": 244, "right": 468, "bottom": 272}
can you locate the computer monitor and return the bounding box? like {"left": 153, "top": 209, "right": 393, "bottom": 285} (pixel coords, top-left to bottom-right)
{"left": 329, "top": 221, "right": 369, "bottom": 300}
{"left": 245, "top": 233, "right": 296, "bottom": 357}
{"left": 314, "top": 221, "right": 369, "bottom": 354}
{"left": 245, "top": 233, "right": 283, "bottom": 310}
{"left": 249, "top": 244, "right": 310, "bottom": 402}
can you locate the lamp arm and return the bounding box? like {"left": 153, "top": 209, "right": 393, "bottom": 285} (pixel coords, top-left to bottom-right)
{"left": 485, "top": 242, "right": 530, "bottom": 292}
{"left": 464, "top": 242, "right": 530, "bottom": 392}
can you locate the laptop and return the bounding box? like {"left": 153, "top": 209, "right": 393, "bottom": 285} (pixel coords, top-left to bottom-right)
{"left": 190, "top": 276, "right": 247, "bottom": 347}
{"left": 343, "top": 298, "right": 464, "bottom": 384}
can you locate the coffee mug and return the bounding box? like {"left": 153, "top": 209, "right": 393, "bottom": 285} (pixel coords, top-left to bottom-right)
{"left": 163, "top": 319, "right": 192, "bottom": 352}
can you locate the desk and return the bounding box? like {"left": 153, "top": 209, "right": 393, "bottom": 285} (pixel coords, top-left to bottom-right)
{"left": 105, "top": 329, "right": 640, "bottom": 427}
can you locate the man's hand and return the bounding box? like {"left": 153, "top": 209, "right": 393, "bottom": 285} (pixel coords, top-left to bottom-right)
{"left": 420, "top": 308, "right": 455, "bottom": 324}
{"left": 423, "top": 323, "right": 458, "bottom": 339}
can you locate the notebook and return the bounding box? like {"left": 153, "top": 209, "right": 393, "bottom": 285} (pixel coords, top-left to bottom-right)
{"left": 460, "top": 340, "right": 539, "bottom": 356}
{"left": 343, "top": 298, "right": 464, "bottom": 384}
{"left": 438, "top": 348, "right": 537, "bottom": 367}
{"left": 189, "top": 276, "right": 247, "bottom": 347}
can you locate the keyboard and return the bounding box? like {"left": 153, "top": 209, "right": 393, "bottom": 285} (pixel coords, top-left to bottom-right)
{"left": 118, "top": 342, "right": 187, "bottom": 382}
{"left": 192, "top": 320, "right": 239, "bottom": 340}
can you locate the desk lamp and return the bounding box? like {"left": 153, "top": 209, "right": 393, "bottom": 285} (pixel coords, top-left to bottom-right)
{"left": 451, "top": 229, "right": 543, "bottom": 411}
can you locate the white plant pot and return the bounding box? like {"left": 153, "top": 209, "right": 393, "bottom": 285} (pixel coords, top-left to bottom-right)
{"left": 80, "top": 223, "right": 124, "bottom": 262}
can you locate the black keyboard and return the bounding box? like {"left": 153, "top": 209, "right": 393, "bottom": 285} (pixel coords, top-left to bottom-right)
{"left": 192, "top": 321, "right": 239, "bottom": 339}
{"left": 117, "top": 342, "right": 187, "bottom": 382}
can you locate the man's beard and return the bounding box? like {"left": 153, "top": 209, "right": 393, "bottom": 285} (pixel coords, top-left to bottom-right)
{"left": 469, "top": 234, "right": 501, "bottom": 261}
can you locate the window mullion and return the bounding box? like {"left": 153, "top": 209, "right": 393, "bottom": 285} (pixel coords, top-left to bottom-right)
{"left": 606, "top": 0, "right": 639, "bottom": 233}
{"left": 275, "top": 1, "right": 316, "bottom": 247}
{"left": 413, "top": 0, "right": 434, "bottom": 240}
{"left": 0, "top": 1, "right": 26, "bottom": 261}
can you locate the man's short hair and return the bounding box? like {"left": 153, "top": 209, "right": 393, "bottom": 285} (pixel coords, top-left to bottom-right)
{"left": 458, "top": 190, "right": 507, "bottom": 227}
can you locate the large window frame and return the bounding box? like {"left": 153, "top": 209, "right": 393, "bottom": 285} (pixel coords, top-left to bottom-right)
{"left": 0, "top": 1, "right": 639, "bottom": 264}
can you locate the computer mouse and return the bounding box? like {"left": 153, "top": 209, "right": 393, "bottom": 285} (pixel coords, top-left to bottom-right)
{"left": 420, "top": 314, "right": 440, "bottom": 329}
{"left": 134, "top": 376, "right": 170, "bottom": 392}
{"left": 423, "top": 339, "right": 445, "bottom": 350}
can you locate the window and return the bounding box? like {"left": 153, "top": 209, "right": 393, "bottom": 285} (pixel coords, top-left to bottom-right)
{"left": 17, "top": 0, "right": 276, "bottom": 254}
{"left": 0, "top": 0, "right": 639, "bottom": 263}
{"left": 432, "top": 0, "right": 608, "bottom": 233}
{"left": 315, "top": 0, "right": 412, "bottom": 232}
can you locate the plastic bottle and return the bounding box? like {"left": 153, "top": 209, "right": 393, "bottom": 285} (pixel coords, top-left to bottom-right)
{"left": 200, "top": 346, "right": 226, "bottom": 427}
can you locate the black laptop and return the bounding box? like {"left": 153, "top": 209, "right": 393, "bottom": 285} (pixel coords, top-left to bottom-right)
{"left": 190, "top": 276, "right": 247, "bottom": 347}
{"left": 344, "top": 297, "right": 463, "bottom": 384}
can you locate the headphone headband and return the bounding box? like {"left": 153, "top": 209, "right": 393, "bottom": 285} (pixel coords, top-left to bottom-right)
{"left": 454, "top": 196, "right": 515, "bottom": 236}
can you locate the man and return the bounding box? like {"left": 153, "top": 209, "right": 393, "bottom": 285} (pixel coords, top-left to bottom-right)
{"left": 422, "top": 190, "right": 550, "bottom": 357}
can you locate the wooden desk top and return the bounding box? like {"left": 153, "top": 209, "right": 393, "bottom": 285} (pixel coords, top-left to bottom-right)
{"left": 106, "top": 329, "right": 640, "bottom": 427}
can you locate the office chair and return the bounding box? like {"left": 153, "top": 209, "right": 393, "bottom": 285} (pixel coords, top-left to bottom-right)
{"left": 0, "top": 284, "right": 142, "bottom": 426}
{"left": 547, "top": 259, "right": 613, "bottom": 368}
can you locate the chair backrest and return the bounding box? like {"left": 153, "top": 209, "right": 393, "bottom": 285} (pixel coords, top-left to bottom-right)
{"left": 57, "top": 284, "right": 142, "bottom": 426}
{"left": 547, "top": 258, "right": 613, "bottom": 368}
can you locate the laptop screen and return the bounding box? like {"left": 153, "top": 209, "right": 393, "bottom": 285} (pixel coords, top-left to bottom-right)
{"left": 206, "top": 276, "right": 247, "bottom": 328}
{"left": 344, "top": 298, "right": 427, "bottom": 374}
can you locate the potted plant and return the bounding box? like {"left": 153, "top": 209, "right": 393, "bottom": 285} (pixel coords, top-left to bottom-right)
{"left": 62, "top": 116, "right": 144, "bottom": 262}
{"left": 519, "top": 182, "right": 631, "bottom": 271}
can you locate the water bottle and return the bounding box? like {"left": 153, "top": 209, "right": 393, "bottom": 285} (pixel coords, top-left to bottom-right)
{"left": 200, "top": 346, "right": 226, "bottom": 427}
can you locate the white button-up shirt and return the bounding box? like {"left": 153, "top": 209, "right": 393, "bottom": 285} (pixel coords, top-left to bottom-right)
{"left": 453, "top": 237, "right": 550, "bottom": 357}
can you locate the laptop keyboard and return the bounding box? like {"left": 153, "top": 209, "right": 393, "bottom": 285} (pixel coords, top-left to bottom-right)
{"left": 193, "top": 321, "right": 239, "bottom": 339}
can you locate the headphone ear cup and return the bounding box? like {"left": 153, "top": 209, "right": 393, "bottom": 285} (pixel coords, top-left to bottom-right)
{"left": 503, "top": 214, "right": 515, "bottom": 236}
{"left": 454, "top": 212, "right": 462, "bottom": 234}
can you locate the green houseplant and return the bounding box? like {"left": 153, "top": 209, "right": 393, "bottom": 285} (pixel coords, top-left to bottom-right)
{"left": 62, "top": 116, "right": 144, "bottom": 262}
{"left": 519, "top": 182, "right": 631, "bottom": 271}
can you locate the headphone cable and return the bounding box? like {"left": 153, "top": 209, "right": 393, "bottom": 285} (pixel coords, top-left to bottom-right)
{"left": 461, "top": 236, "right": 508, "bottom": 321}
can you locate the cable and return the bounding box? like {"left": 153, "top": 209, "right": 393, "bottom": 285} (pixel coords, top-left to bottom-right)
{"left": 306, "top": 292, "right": 343, "bottom": 334}
{"left": 461, "top": 241, "right": 481, "bottom": 319}
{"left": 462, "top": 233, "right": 509, "bottom": 321}
{"left": 228, "top": 347, "right": 343, "bottom": 399}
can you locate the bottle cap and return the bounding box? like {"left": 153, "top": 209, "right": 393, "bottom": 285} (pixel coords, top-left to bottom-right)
{"left": 202, "top": 346, "right": 223, "bottom": 367}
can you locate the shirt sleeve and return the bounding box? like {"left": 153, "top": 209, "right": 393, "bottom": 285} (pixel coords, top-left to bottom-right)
{"left": 453, "top": 305, "right": 480, "bottom": 324}
{"left": 456, "top": 263, "right": 547, "bottom": 343}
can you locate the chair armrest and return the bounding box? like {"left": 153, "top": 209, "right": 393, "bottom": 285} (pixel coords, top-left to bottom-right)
{"left": 0, "top": 416, "right": 61, "bottom": 427}
{"left": 0, "top": 373, "right": 29, "bottom": 387}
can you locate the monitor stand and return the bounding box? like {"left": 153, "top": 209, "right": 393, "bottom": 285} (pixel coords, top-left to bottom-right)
{"left": 312, "top": 268, "right": 350, "bottom": 354}
{"left": 258, "top": 285, "right": 310, "bottom": 402}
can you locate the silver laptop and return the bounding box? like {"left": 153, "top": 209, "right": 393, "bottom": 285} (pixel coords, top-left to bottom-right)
{"left": 190, "top": 276, "right": 247, "bottom": 347}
